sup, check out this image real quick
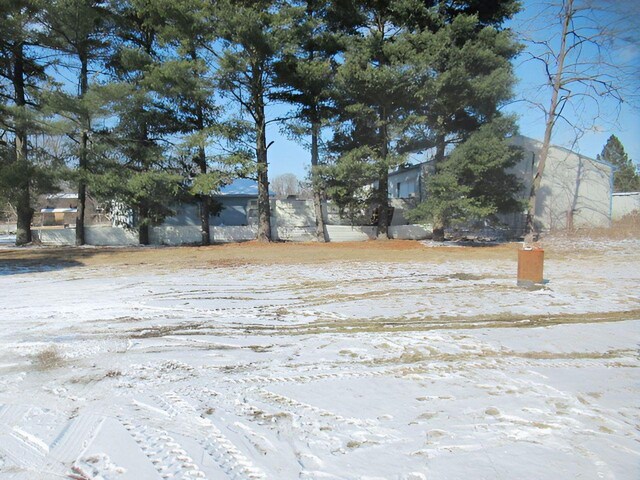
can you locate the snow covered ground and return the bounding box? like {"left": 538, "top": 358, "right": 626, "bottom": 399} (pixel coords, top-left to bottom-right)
{"left": 0, "top": 239, "right": 639, "bottom": 479}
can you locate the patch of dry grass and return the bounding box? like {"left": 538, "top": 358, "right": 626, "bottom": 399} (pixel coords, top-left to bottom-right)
{"left": 2, "top": 230, "right": 638, "bottom": 274}
{"left": 237, "top": 308, "right": 640, "bottom": 336}
{"left": 33, "top": 345, "right": 64, "bottom": 370}
{"left": 0, "top": 239, "right": 520, "bottom": 271}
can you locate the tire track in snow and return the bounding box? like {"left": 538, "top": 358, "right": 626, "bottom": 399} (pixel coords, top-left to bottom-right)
{"left": 226, "top": 368, "right": 390, "bottom": 386}
{"left": 158, "top": 391, "right": 267, "bottom": 480}
{"left": 177, "top": 385, "right": 342, "bottom": 456}
{"left": 119, "top": 415, "right": 206, "bottom": 480}
{"left": 49, "top": 415, "right": 104, "bottom": 460}
{"left": 0, "top": 404, "right": 30, "bottom": 427}
{"left": 224, "top": 362, "right": 456, "bottom": 386}
{"left": 256, "top": 389, "right": 371, "bottom": 427}
{"left": 0, "top": 407, "right": 104, "bottom": 478}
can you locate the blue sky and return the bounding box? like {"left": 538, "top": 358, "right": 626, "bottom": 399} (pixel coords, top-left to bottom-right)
{"left": 266, "top": 0, "right": 640, "bottom": 181}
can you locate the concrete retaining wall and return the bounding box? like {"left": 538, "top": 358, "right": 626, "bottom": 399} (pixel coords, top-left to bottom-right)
{"left": 33, "top": 194, "right": 432, "bottom": 246}
{"left": 150, "top": 225, "right": 201, "bottom": 245}
{"left": 89, "top": 226, "right": 138, "bottom": 246}
{"left": 34, "top": 228, "right": 76, "bottom": 245}
{"left": 388, "top": 224, "right": 431, "bottom": 240}
{"left": 35, "top": 225, "right": 261, "bottom": 246}
{"left": 0, "top": 224, "right": 15, "bottom": 235}
{"left": 212, "top": 226, "right": 257, "bottom": 243}
{"left": 325, "top": 225, "right": 377, "bottom": 242}
{"left": 35, "top": 222, "right": 431, "bottom": 245}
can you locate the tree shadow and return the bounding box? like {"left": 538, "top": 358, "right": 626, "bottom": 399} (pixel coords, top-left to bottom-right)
{"left": 0, "top": 260, "right": 85, "bottom": 276}
{"left": 0, "top": 247, "right": 107, "bottom": 276}
{"left": 422, "top": 239, "right": 511, "bottom": 248}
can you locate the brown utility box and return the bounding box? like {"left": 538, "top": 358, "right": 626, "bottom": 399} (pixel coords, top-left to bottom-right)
{"left": 517, "top": 248, "right": 544, "bottom": 286}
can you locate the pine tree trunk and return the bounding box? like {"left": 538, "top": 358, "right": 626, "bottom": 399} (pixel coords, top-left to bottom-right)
{"left": 255, "top": 95, "right": 272, "bottom": 242}
{"left": 377, "top": 115, "right": 390, "bottom": 239}
{"left": 15, "top": 166, "right": 33, "bottom": 246}
{"left": 76, "top": 175, "right": 86, "bottom": 245}
{"left": 377, "top": 167, "right": 390, "bottom": 239}
{"left": 200, "top": 195, "right": 211, "bottom": 245}
{"left": 431, "top": 131, "right": 447, "bottom": 242}
{"left": 191, "top": 49, "right": 210, "bottom": 246}
{"left": 310, "top": 120, "right": 327, "bottom": 242}
{"left": 138, "top": 210, "right": 150, "bottom": 245}
{"left": 196, "top": 145, "right": 211, "bottom": 245}
{"left": 139, "top": 224, "right": 149, "bottom": 245}
{"left": 432, "top": 217, "right": 445, "bottom": 242}
{"left": 76, "top": 54, "right": 89, "bottom": 246}
{"left": 13, "top": 43, "right": 32, "bottom": 246}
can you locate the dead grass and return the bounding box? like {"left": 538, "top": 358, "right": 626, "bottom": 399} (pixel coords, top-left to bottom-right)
{"left": 546, "top": 214, "right": 640, "bottom": 241}
{"left": 1, "top": 233, "right": 637, "bottom": 276}
{"left": 0, "top": 239, "right": 520, "bottom": 271}
{"left": 33, "top": 345, "right": 64, "bottom": 370}
{"left": 238, "top": 308, "right": 640, "bottom": 336}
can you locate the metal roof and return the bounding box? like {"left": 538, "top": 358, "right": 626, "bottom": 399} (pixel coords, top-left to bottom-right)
{"left": 46, "top": 193, "right": 78, "bottom": 200}
{"left": 40, "top": 208, "right": 77, "bottom": 213}
{"left": 216, "top": 178, "right": 274, "bottom": 197}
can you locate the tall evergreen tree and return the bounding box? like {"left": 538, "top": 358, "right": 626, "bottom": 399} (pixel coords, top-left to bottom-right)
{"left": 326, "top": 1, "right": 520, "bottom": 240}
{"left": 142, "top": 0, "right": 230, "bottom": 245}
{"left": 406, "top": 1, "right": 521, "bottom": 241}
{"left": 275, "top": 0, "right": 358, "bottom": 242}
{"left": 328, "top": 0, "right": 420, "bottom": 239}
{"left": 0, "top": 0, "right": 55, "bottom": 245}
{"left": 93, "top": 0, "right": 183, "bottom": 245}
{"left": 597, "top": 135, "right": 639, "bottom": 193}
{"left": 42, "top": 0, "right": 111, "bottom": 245}
{"left": 214, "top": 0, "right": 289, "bottom": 242}
{"left": 406, "top": 117, "right": 523, "bottom": 230}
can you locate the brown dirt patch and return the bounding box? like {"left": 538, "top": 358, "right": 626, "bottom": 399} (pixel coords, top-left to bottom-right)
{"left": 0, "top": 240, "right": 520, "bottom": 271}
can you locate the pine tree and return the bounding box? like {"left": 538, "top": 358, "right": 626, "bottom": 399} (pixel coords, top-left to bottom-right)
{"left": 91, "top": 0, "right": 183, "bottom": 245}
{"left": 214, "top": 0, "right": 289, "bottom": 242}
{"left": 141, "top": 0, "right": 231, "bottom": 245}
{"left": 326, "top": 1, "right": 519, "bottom": 241}
{"left": 0, "top": 0, "right": 56, "bottom": 245}
{"left": 406, "top": 117, "right": 523, "bottom": 229}
{"left": 42, "top": 0, "right": 112, "bottom": 245}
{"left": 274, "top": 0, "right": 358, "bottom": 242}
{"left": 597, "top": 135, "right": 639, "bottom": 193}
{"left": 328, "top": 0, "right": 419, "bottom": 239}
{"left": 404, "top": 1, "right": 521, "bottom": 241}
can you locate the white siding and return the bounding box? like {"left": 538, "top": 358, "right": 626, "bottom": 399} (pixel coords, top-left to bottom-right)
{"left": 508, "top": 136, "right": 613, "bottom": 231}
{"left": 325, "top": 225, "right": 377, "bottom": 242}
{"left": 612, "top": 193, "right": 640, "bottom": 220}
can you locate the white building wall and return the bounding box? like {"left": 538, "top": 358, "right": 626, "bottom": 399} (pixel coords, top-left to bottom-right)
{"left": 612, "top": 192, "right": 640, "bottom": 220}
{"left": 388, "top": 168, "right": 422, "bottom": 199}
{"left": 35, "top": 199, "right": 431, "bottom": 246}
{"left": 508, "top": 136, "right": 613, "bottom": 232}
{"left": 325, "top": 225, "right": 377, "bottom": 241}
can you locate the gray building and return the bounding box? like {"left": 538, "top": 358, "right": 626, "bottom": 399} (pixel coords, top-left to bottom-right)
{"left": 387, "top": 162, "right": 430, "bottom": 201}
{"left": 612, "top": 192, "right": 640, "bottom": 221}
{"left": 161, "top": 178, "right": 262, "bottom": 227}
{"left": 504, "top": 135, "right": 614, "bottom": 234}
{"left": 384, "top": 136, "right": 615, "bottom": 235}
{"left": 213, "top": 178, "right": 262, "bottom": 226}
